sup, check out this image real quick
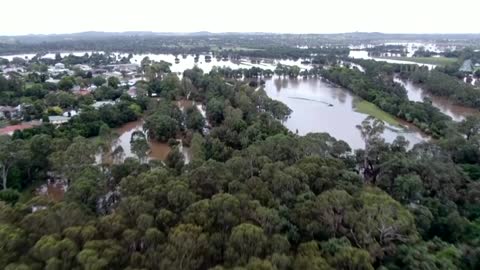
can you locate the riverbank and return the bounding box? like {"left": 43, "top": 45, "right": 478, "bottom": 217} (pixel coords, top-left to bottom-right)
{"left": 353, "top": 100, "right": 400, "bottom": 126}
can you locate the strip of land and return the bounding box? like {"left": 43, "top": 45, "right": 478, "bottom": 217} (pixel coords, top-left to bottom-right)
{"left": 376, "top": 56, "right": 458, "bottom": 66}
{"left": 354, "top": 99, "right": 400, "bottom": 126}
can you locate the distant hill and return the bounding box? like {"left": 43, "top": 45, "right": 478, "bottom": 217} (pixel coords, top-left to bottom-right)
{"left": 2, "top": 31, "right": 480, "bottom": 44}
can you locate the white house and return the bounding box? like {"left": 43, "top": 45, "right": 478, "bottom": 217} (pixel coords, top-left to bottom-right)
{"left": 46, "top": 78, "right": 60, "bottom": 84}
{"left": 55, "top": 63, "right": 66, "bottom": 70}
{"left": 92, "top": 100, "right": 116, "bottom": 109}
{"left": 128, "top": 86, "right": 137, "bottom": 98}
{"left": 62, "top": 110, "right": 78, "bottom": 117}
{"left": 73, "top": 64, "right": 92, "bottom": 72}
{"left": 48, "top": 116, "right": 70, "bottom": 125}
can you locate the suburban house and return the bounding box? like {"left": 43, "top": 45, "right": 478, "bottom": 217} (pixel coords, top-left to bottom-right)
{"left": 48, "top": 63, "right": 71, "bottom": 76}
{"left": 127, "top": 86, "right": 137, "bottom": 98}
{"left": 106, "top": 63, "right": 139, "bottom": 73}
{"left": 0, "top": 123, "right": 34, "bottom": 135}
{"left": 62, "top": 110, "right": 78, "bottom": 117}
{"left": 92, "top": 100, "right": 116, "bottom": 109}
{"left": 0, "top": 105, "right": 22, "bottom": 120}
{"left": 71, "top": 85, "right": 96, "bottom": 96}
{"left": 46, "top": 78, "right": 60, "bottom": 84}
{"left": 73, "top": 64, "right": 92, "bottom": 72}
{"left": 48, "top": 116, "right": 70, "bottom": 125}
{"left": 1, "top": 66, "right": 25, "bottom": 73}
{"left": 92, "top": 68, "right": 108, "bottom": 75}
{"left": 54, "top": 63, "right": 66, "bottom": 69}
{"left": 72, "top": 89, "right": 91, "bottom": 96}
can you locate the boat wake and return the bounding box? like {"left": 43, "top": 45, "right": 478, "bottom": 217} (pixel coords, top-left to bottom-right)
{"left": 288, "top": 96, "right": 333, "bottom": 106}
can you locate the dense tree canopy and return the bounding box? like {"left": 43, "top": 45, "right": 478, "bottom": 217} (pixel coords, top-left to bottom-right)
{"left": 0, "top": 43, "right": 479, "bottom": 270}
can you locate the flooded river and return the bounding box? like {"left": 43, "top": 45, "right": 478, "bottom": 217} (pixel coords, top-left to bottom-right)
{"left": 263, "top": 77, "right": 428, "bottom": 149}
{"left": 111, "top": 76, "right": 428, "bottom": 151}
{"left": 394, "top": 77, "right": 478, "bottom": 121}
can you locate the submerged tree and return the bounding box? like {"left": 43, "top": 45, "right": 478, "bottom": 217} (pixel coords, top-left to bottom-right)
{"left": 97, "top": 124, "right": 119, "bottom": 167}
{"left": 130, "top": 130, "right": 149, "bottom": 163}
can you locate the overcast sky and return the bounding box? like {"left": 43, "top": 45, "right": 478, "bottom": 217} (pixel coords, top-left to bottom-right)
{"left": 2, "top": 0, "right": 479, "bottom": 35}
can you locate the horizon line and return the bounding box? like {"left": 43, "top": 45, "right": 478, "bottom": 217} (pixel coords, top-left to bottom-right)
{"left": 2, "top": 31, "right": 480, "bottom": 37}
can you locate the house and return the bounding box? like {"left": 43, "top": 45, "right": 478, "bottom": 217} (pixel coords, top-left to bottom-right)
{"left": 93, "top": 69, "right": 108, "bottom": 75}
{"left": 48, "top": 116, "right": 70, "bottom": 125}
{"left": 46, "top": 78, "right": 60, "bottom": 84}
{"left": 104, "top": 71, "right": 122, "bottom": 78}
{"left": 106, "top": 63, "right": 139, "bottom": 73}
{"left": 128, "top": 78, "right": 142, "bottom": 85}
{"left": 73, "top": 89, "right": 91, "bottom": 96}
{"left": 128, "top": 86, "right": 137, "bottom": 98}
{"left": 1, "top": 66, "right": 25, "bottom": 73}
{"left": 62, "top": 110, "right": 78, "bottom": 117}
{"left": 73, "top": 64, "right": 92, "bottom": 72}
{"left": 48, "top": 65, "right": 71, "bottom": 76}
{"left": 0, "top": 105, "right": 22, "bottom": 120}
{"left": 92, "top": 100, "right": 116, "bottom": 109}
{"left": 55, "top": 63, "right": 65, "bottom": 70}
{"left": 0, "top": 123, "right": 33, "bottom": 135}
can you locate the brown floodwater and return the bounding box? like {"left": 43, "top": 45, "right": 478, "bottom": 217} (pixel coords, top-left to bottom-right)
{"left": 36, "top": 179, "right": 68, "bottom": 202}
{"left": 394, "top": 77, "right": 479, "bottom": 122}
{"left": 113, "top": 118, "right": 191, "bottom": 162}
{"left": 263, "top": 77, "right": 428, "bottom": 149}
{"left": 115, "top": 79, "right": 430, "bottom": 152}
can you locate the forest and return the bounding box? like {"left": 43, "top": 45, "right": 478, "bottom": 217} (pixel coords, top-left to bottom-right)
{"left": 0, "top": 45, "right": 479, "bottom": 269}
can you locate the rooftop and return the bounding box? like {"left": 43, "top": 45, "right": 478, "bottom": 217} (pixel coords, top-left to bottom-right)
{"left": 0, "top": 124, "right": 33, "bottom": 135}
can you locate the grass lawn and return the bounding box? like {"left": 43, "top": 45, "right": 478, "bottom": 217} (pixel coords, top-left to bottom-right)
{"left": 25, "top": 82, "right": 35, "bottom": 89}
{"left": 377, "top": 56, "right": 458, "bottom": 66}
{"left": 354, "top": 99, "right": 400, "bottom": 126}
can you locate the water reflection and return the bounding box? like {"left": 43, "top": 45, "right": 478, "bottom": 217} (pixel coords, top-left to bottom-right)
{"left": 264, "top": 77, "right": 428, "bottom": 149}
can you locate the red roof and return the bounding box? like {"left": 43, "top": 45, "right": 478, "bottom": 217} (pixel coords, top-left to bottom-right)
{"left": 74, "top": 89, "right": 91, "bottom": 96}
{"left": 0, "top": 124, "right": 33, "bottom": 135}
